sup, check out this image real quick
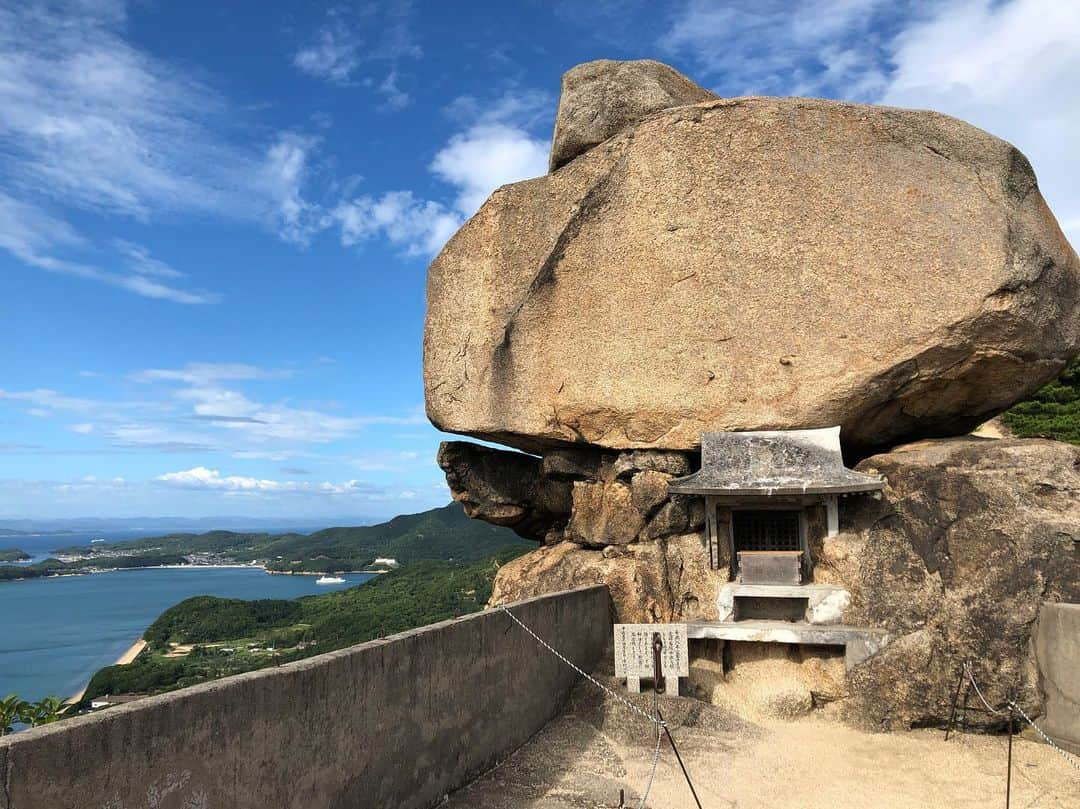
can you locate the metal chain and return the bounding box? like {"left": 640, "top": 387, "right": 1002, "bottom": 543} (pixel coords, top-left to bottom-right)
{"left": 963, "top": 662, "right": 1006, "bottom": 716}
{"left": 963, "top": 662, "right": 1080, "bottom": 773}
{"left": 1007, "top": 699, "right": 1080, "bottom": 773}
{"left": 637, "top": 688, "right": 663, "bottom": 809}
{"left": 499, "top": 605, "right": 665, "bottom": 729}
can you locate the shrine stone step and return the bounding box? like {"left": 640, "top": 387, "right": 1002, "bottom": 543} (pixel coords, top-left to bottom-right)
{"left": 718, "top": 583, "right": 851, "bottom": 625}
{"left": 685, "top": 619, "right": 887, "bottom": 669}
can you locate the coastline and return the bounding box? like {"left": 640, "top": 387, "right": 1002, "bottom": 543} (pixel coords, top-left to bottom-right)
{"left": 1, "top": 562, "right": 388, "bottom": 584}
{"left": 66, "top": 638, "right": 147, "bottom": 705}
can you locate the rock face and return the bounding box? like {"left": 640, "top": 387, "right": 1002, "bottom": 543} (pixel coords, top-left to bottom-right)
{"left": 424, "top": 66, "right": 1080, "bottom": 459}
{"left": 475, "top": 436, "right": 1080, "bottom": 726}
{"left": 831, "top": 437, "right": 1080, "bottom": 729}
{"left": 549, "top": 59, "right": 718, "bottom": 171}
{"left": 437, "top": 441, "right": 571, "bottom": 540}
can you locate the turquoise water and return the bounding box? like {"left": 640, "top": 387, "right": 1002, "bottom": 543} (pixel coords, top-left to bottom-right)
{"left": 0, "top": 567, "right": 374, "bottom": 702}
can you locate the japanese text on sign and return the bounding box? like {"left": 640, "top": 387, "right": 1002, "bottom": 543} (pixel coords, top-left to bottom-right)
{"left": 613, "top": 623, "right": 689, "bottom": 677}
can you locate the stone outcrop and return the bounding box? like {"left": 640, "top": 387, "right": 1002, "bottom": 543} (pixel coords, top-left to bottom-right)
{"left": 489, "top": 534, "right": 721, "bottom": 625}
{"left": 424, "top": 67, "right": 1080, "bottom": 459}
{"left": 549, "top": 59, "right": 718, "bottom": 171}
{"left": 476, "top": 435, "right": 1079, "bottom": 727}
{"left": 437, "top": 441, "right": 571, "bottom": 540}
{"left": 830, "top": 437, "right": 1080, "bottom": 729}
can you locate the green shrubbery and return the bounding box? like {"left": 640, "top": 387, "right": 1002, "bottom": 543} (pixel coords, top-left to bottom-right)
{"left": 0, "top": 695, "right": 66, "bottom": 735}
{"left": 144, "top": 596, "right": 303, "bottom": 649}
{"left": 1002, "top": 356, "right": 1080, "bottom": 444}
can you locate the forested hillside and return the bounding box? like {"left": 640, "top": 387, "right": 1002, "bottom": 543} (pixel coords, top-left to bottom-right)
{"left": 81, "top": 546, "right": 525, "bottom": 702}
{"left": 54, "top": 501, "right": 524, "bottom": 573}
{"left": 0, "top": 503, "right": 529, "bottom": 582}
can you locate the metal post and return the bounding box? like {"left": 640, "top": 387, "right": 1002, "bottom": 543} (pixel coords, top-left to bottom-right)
{"left": 1005, "top": 702, "right": 1014, "bottom": 809}
{"left": 652, "top": 633, "right": 665, "bottom": 695}
{"left": 656, "top": 707, "right": 704, "bottom": 809}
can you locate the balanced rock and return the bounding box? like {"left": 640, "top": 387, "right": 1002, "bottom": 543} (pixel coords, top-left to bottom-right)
{"left": 424, "top": 62, "right": 1080, "bottom": 459}
{"left": 549, "top": 59, "right": 717, "bottom": 171}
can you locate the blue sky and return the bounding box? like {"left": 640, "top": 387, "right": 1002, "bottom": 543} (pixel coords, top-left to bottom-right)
{"left": 1, "top": 0, "right": 1076, "bottom": 520}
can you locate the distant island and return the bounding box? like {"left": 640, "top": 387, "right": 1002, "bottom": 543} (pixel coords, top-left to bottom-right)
{"left": 0, "top": 547, "right": 30, "bottom": 562}
{"left": 0, "top": 502, "right": 528, "bottom": 583}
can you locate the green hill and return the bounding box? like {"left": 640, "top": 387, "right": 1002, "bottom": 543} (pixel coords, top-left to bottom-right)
{"left": 25, "top": 502, "right": 529, "bottom": 579}
{"left": 81, "top": 546, "right": 524, "bottom": 702}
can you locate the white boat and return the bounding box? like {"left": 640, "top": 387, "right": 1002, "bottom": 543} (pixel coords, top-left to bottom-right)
{"left": 315, "top": 575, "right": 346, "bottom": 585}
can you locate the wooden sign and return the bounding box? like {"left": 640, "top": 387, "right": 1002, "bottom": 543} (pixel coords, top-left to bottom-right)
{"left": 613, "top": 623, "right": 689, "bottom": 678}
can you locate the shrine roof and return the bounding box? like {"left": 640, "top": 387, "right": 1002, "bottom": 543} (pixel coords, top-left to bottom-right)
{"left": 667, "top": 427, "right": 884, "bottom": 497}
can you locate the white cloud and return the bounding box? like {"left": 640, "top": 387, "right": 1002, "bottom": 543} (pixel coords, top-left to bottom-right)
{"left": 260, "top": 132, "right": 326, "bottom": 245}
{"left": 292, "top": 3, "right": 421, "bottom": 89}
{"left": 347, "top": 449, "right": 423, "bottom": 471}
{"left": 156, "top": 466, "right": 400, "bottom": 498}
{"left": 431, "top": 123, "right": 549, "bottom": 216}
{"left": 113, "top": 240, "right": 183, "bottom": 279}
{"left": 444, "top": 88, "right": 554, "bottom": 131}
{"left": 330, "top": 192, "right": 462, "bottom": 257}
{"left": 0, "top": 3, "right": 336, "bottom": 298}
{"left": 377, "top": 70, "right": 410, "bottom": 111}
{"left": 0, "top": 3, "right": 249, "bottom": 220}
{"left": 0, "top": 366, "right": 426, "bottom": 459}
{"left": 0, "top": 387, "right": 122, "bottom": 415}
{"left": 329, "top": 111, "right": 549, "bottom": 257}
{"left": 131, "top": 363, "right": 292, "bottom": 386}
{"left": 293, "top": 18, "right": 360, "bottom": 84}
{"left": 659, "top": 0, "right": 895, "bottom": 98}
{"left": 0, "top": 193, "right": 216, "bottom": 304}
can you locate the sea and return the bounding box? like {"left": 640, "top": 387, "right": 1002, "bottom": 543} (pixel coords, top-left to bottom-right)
{"left": 0, "top": 530, "right": 374, "bottom": 702}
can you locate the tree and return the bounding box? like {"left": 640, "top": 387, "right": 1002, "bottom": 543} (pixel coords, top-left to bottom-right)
{"left": 0, "top": 693, "right": 29, "bottom": 735}
{"left": 25, "top": 696, "right": 65, "bottom": 727}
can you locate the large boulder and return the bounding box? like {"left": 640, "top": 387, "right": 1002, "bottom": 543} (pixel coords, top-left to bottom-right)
{"left": 832, "top": 437, "right": 1080, "bottom": 729}
{"left": 424, "top": 63, "right": 1080, "bottom": 459}
{"left": 549, "top": 59, "right": 717, "bottom": 171}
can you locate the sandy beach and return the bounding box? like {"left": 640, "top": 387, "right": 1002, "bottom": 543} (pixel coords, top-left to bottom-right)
{"left": 65, "top": 638, "right": 146, "bottom": 705}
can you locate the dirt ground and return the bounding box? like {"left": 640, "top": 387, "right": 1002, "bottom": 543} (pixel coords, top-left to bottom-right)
{"left": 444, "top": 677, "right": 1080, "bottom": 809}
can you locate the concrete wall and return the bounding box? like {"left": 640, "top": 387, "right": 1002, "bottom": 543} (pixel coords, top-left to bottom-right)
{"left": 0, "top": 585, "right": 612, "bottom": 809}
{"left": 1034, "top": 602, "right": 1080, "bottom": 754}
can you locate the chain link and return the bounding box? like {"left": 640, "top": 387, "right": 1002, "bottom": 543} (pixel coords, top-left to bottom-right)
{"left": 637, "top": 688, "right": 663, "bottom": 809}
{"left": 962, "top": 661, "right": 1080, "bottom": 773}
{"left": 499, "top": 605, "right": 665, "bottom": 729}
{"left": 963, "top": 662, "right": 1006, "bottom": 716}
{"left": 1007, "top": 699, "right": 1080, "bottom": 773}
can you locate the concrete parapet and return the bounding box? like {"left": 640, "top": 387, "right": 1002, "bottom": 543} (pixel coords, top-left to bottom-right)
{"left": 1034, "top": 602, "right": 1080, "bottom": 754}
{"left": 0, "top": 585, "right": 612, "bottom": 809}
